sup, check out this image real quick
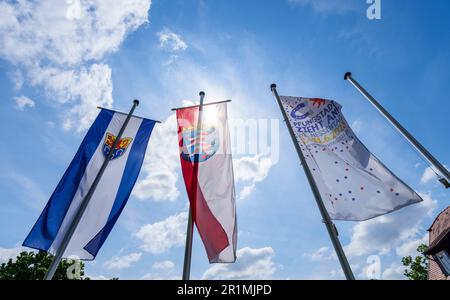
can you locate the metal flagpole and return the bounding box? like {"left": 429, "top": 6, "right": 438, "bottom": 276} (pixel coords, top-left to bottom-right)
{"left": 270, "top": 84, "right": 355, "bottom": 280}
{"left": 44, "top": 100, "right": 140, "bottom": 280}
{"left": 344, "top": 72, "right": 450, "bottom": 189}
{"left": 182, "top": 208, "right": 194, "bottom": 280}
{"left": 171, "top": 99, "right": 231, "bottom": 111}
{"left": 182, "top": 91, "right": 206, "bottom": 280}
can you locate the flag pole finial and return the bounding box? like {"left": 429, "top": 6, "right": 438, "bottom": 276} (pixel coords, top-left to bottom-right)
{"left": 344, "top": 72, "right": 352, "bottom": 80}
{"left": 199, "top": 91, "right": 205, "bottom": 97}
{"left": 270, "top": 83, "right": 277, "bottom": 91}
{"left": 133, "top": 99, "right": 140, "bottom": 106}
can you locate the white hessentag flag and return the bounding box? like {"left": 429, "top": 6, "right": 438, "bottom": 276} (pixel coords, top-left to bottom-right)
{"left": 280, "top": 96, "right": 423, "bottom": 221}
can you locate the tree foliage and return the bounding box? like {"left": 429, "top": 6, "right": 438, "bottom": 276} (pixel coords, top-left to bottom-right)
{"left": 401, "top": 244, "right": 429, "bottom": 280}
{"left": 0, "top": 251, "right": 88, "bottom": 280}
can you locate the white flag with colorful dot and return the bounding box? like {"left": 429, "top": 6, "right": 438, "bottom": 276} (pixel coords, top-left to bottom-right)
{"left": 280, "top": 96, "right": 423, "bottom": 221}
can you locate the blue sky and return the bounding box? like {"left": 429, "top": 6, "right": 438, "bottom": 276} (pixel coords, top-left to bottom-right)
{"left": 0, "top": 0, "right": 449, "bottom": 279}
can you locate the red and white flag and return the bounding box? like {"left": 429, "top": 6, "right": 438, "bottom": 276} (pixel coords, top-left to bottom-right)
{"left": 176, "top": 102, "right": 237, "bottom": 263}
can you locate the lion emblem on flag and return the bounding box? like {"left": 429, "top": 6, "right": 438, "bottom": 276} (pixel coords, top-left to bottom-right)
{"left": 102, "top": 132, "right": 133, "bottom": 160}
{"left": 181, "top": 126, "right": 219, "bottom": 162}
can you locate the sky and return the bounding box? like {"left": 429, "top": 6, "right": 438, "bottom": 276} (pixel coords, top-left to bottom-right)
{"left": 0, "top": 0, "right": 449, "bottom": 280}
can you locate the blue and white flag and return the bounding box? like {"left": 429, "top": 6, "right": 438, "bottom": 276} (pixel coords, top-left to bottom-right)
{"left": 23, "top": 109, "right": 156, "bottom": 260}
{"left": 280, "top": 96, "right": 423, "bottom": 221}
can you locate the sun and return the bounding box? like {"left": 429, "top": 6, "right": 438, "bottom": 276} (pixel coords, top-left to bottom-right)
{"left": 201, "top": 105, "right": 219, "bottom": 128}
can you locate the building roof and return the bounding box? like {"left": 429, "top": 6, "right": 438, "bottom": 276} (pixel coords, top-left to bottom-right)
{"left": 428, "top": 206, "right": 450, "bottom": 231}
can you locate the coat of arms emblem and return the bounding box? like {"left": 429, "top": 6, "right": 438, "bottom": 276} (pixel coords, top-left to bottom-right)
{"left": 102, "top": 132, "right": 133, "bottom": 160}
{"left": 181, "top": 126, "right": 219, "bottom": 163}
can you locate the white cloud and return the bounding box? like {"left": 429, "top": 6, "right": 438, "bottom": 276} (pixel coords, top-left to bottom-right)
{"left": 381, "top": 262, "right": 405, "bottom": 280}
{"left": 0, "top": 0, "right": 152, "bottom": 131}
{"left": 133, "top": 114, "right": 180, "bottom": 202}
{"left": 345, "top": 192, "right": 437, "bottom": 257}
{"left": 304, "top": 246, "right": 334, "bottom": 261}
{"left": 14, "top": 95, "right": 35, "bottom": 111}
{"left": 420, "top": 167, "right": 438, "bottom": 184}
{"left": 141, "top": 260, "right": 178, "bottom": 279}
{"left": 30, "top": 63, "right": 113, "bottom": 131}
{"left": 233, "top": 154, "right": 273, "bottom": 200}
{"left": 234, "top": 154, "right": 273, "bottom": 183}
{"left": 0, "top": 0, "right": 151, "bottom": 66}
{"left": 135, "top": 211, "right": 187, "bottom": 254}
{"left": 158, "top": 28, "right": 187, "bottom": 52}
{"left": 87, "top": 274, "right": 111, "bottom": 280}
{"left": 152, "top": 260, "right": 175, "bottom": 272}
{"left": 202, "top": 247, "right": 277, "bottom": 280}
{"left": 104, "top": 252, "right": 142, "bottom": 270}
{"left": 395, "top": 234, "right": 428, "bottom": 258}
{"left": 351, "top": 120, "right": 363, "bottom": 134}
{"left": 141, "top": 273, "right": 181, "bottom": 280}
{"left": 238, "top": 184, "right": 256, "bottom": 201}
{"left": 288, "top": 0, "right": 361, "bottom": 14}
{"left": 308, "top": 268, "right": 341, "bottom": 280}
{"left": 0, "top": 246, "right": 28, "bottom": 264}
{"left": 141, "top": 273, "right": 179, "bottom": 280}
{"left": 66, "top": 0, "right": 82, "bottom": 21}
{"left": 11, "top": 69, "right": 24, "bottom": 90}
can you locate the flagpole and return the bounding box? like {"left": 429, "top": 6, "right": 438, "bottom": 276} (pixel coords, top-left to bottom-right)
{"left": 344, "top": 72, "right": 450, "bottom": 189}
{"left": 182, "top": 91, "right": 206, "bottom": 280}
{"left": 270, "top": 84, "right": 355, "bottom": 280}
{"left": 44, "top": 100, "right": 140, "bottom": 280}
{"left": 171, "top": 99, "right": 231, "bottom": 111}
